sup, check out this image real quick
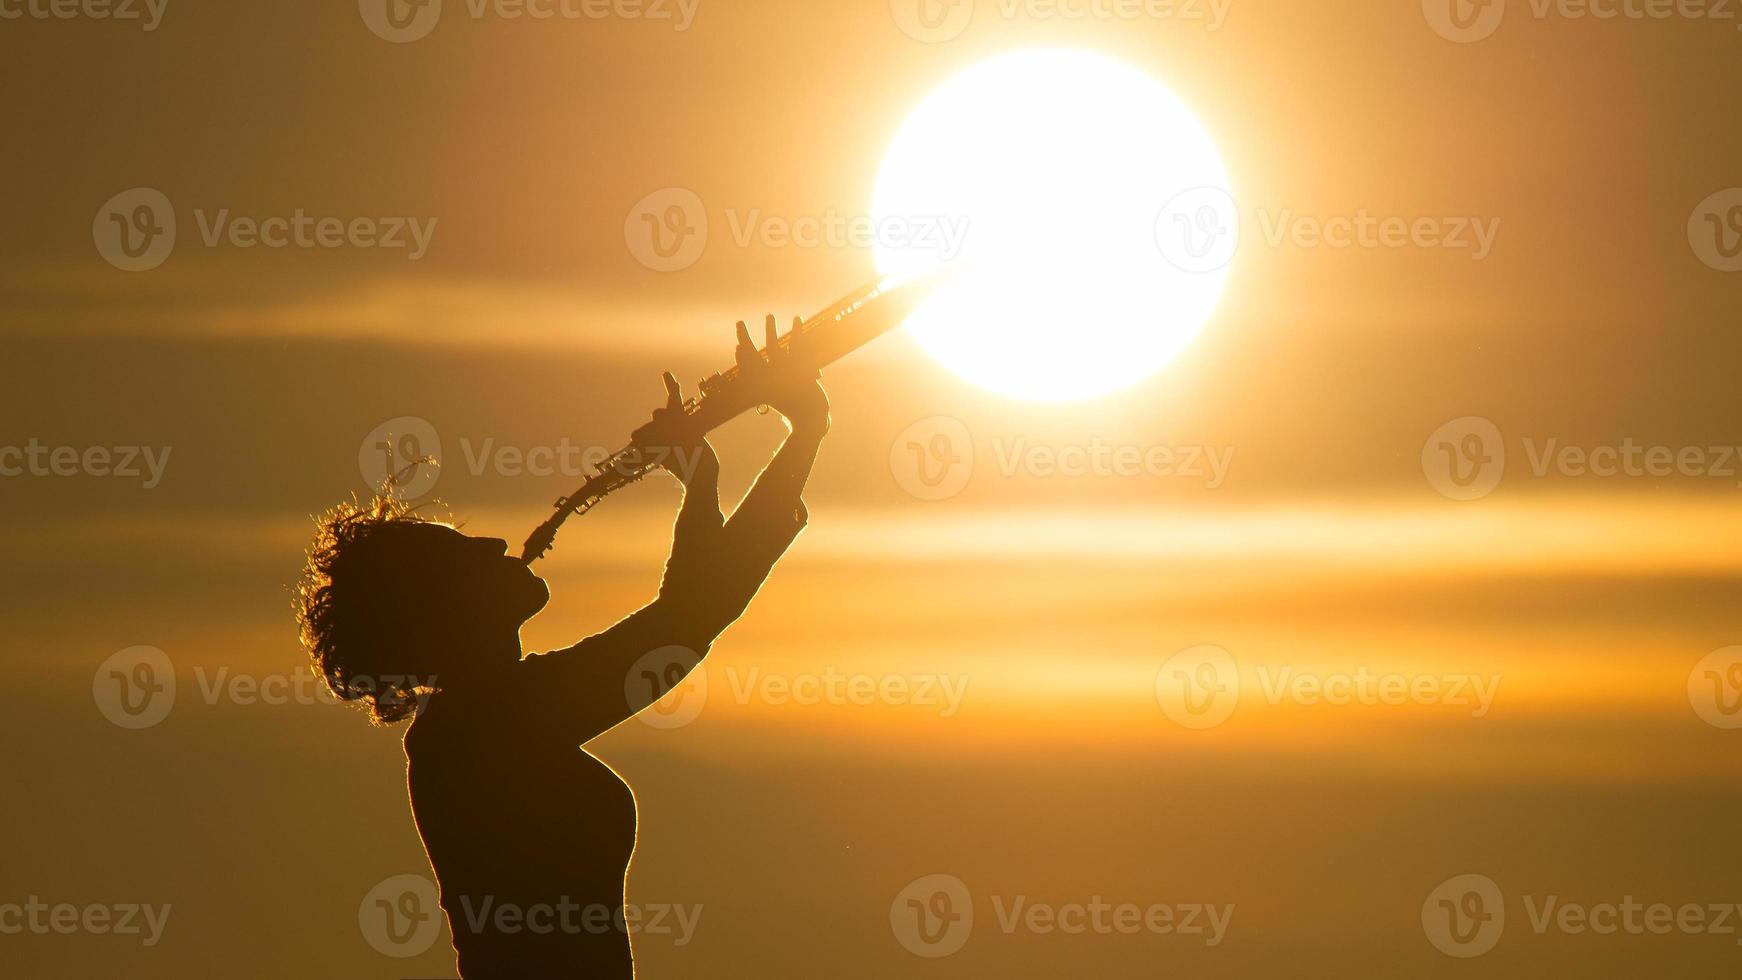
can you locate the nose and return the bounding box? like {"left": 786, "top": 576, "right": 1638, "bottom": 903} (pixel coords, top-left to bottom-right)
{"left": 480, "top": 538, "right": 508, "bottom": 557}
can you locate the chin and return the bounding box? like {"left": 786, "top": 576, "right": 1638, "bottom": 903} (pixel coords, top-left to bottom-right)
{"left": 519, "top": 574, "right": 552, "bottom": 619}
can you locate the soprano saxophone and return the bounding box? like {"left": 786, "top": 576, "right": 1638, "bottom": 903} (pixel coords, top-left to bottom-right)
{"left": 520, "top": 272, "right": 929, "bottom": 564}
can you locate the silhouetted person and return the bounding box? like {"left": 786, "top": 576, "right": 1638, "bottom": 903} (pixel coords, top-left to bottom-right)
{"left": 295, "top": 318, "right": 828, "bottom": 978}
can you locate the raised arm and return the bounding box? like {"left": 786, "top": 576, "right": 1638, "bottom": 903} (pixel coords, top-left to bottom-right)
{"left": 519, "top": 320, "right": 828, "bottom": 740}
{"left": 720, "top": 315, "right": 829, "bottom": 541}
{"left": 514, "top": 371, "right": 724, "bottom": 739}
{"left": 652, "top": 316, "right": 828, "bottom": 642}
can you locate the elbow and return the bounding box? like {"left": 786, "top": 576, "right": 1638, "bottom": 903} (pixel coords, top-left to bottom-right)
{"left": 674, "top": 594, "right": 754, "bottom": 648}
{"left": 646, "top": 593, "right": 741, "bottom": 652}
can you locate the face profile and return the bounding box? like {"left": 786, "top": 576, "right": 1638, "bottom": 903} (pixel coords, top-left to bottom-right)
{"left": 392, "top": 522, "right": 553, "bottom": 638}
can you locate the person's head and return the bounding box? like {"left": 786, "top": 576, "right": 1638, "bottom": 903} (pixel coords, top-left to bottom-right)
{"left": 295, "top": 495, "right": 550, "bottom": 724}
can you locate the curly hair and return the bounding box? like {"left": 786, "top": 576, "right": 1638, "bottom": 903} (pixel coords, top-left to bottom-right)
{"left": 295, "top": 495, "right": 446, "bottom": 725}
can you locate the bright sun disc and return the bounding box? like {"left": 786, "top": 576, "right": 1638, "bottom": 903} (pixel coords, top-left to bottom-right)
{"left": 874, "top": 49, "right": 1235, "bottom": 402}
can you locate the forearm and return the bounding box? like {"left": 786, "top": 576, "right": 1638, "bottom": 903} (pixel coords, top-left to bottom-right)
{"left": 727, "top": 422, "right": 824, "bottom": 531}
{"left": 670, "top": 441, "right": 723, "bottom": 538}
{"left": 659, "top": 440, "right": 726, "bottom": 605}
{"left": 649, "top": 425, "right": 820, "bottom": 645}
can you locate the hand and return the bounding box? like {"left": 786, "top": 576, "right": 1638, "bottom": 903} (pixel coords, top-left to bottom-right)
{"left": 736, "top": 314, "right": 830, "bottom": 437}
{"left": 632, "top": 372, "right": 718, "bottom": 482}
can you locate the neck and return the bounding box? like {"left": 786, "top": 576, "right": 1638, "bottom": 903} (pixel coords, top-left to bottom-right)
{"left": 436, "top": 628, "right": 524, "bottom": 688}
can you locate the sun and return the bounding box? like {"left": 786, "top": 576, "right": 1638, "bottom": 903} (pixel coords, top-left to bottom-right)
{"left": 873, "top": 49, "right": 1236, "bottom": 403}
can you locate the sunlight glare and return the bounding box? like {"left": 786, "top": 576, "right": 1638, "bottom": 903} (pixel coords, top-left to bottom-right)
{"left": 873, "top": 49, "right": 1235, "bottom": 402}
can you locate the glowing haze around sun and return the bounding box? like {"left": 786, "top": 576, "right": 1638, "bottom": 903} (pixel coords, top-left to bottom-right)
{"left": 873, "top": 49, "right": 1235, "bottom": 402}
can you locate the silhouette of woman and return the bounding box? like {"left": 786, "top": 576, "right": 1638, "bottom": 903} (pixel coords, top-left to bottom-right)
{"left": 296, "top": 317, "right": 827, "bottom": 978}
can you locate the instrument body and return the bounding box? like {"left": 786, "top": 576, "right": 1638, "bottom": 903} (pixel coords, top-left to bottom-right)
{"left": 520, "top": 274, "right": 923, "bottom": 563}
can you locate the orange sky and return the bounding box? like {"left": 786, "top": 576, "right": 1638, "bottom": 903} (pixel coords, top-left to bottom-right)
{"left": 3, "top": 2, "right": 1742, "bottom": 977}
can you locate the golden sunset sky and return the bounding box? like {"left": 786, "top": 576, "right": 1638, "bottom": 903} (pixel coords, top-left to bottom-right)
{"left": 3, "top": 1, "right": 1741, "bottom": 976}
